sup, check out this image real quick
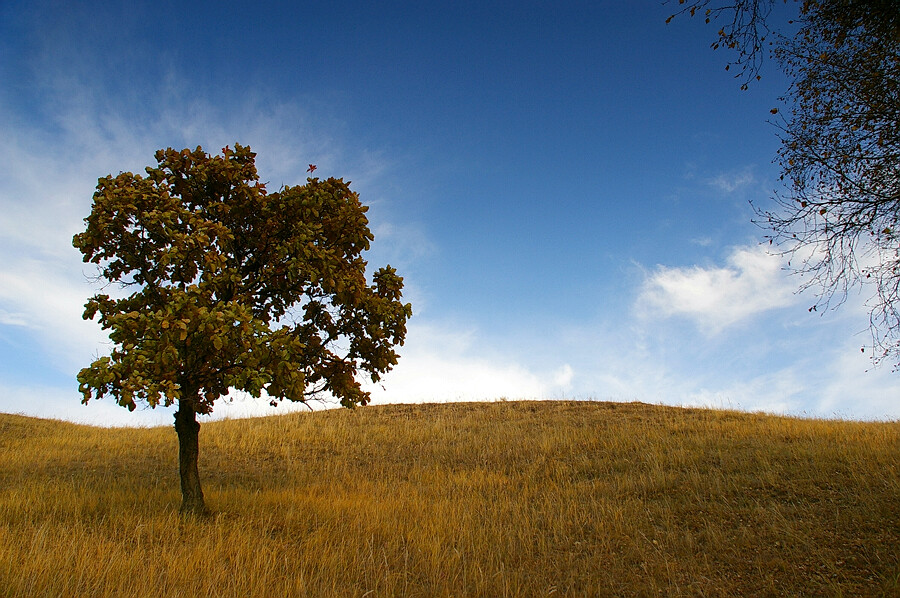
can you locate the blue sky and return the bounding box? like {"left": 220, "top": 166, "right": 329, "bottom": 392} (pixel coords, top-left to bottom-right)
{"left": 1, "top": 0, "right": 897, "bottom": 425}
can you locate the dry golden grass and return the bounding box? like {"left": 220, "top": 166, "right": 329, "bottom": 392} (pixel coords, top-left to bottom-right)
{"left": 0, "top": 400, "right": 898, "bottom": 597}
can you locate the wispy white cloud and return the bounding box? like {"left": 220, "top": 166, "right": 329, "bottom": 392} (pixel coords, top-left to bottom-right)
{"left": 0, "top": 310, "right": 30, "bottom": 328}
{"left": 809, "top": 335, "right": 900, "bottom": 420}
{"left": 0, "top": 257, "right": 107, "bottom": 372}
{"left": 369, "top": 222, "right": 437, "bottom": 270}
{"left": 636, "top": 245, "right": 801, "bottom": 334}
{"left": 556, "top": 313, "right": 900, "bottom": 420}
{"left": 673, "top": 336, "right": 900, "bottom": 421}
{"left": 708, "top": 166, "right": 755, "bottom": 194}
{"left": 678, "top": 370, "right": 805, "bottom": 416}
{"left": 553, "top": 364, "right": 575, "bottom": 389}
{"left": 363, "top": 322, "right": 575, "bottom": 404}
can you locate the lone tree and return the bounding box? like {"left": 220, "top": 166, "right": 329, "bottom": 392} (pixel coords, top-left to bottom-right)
{"left": 73, "top": 144, "right": 412, "bottom": 514}
{"left": 668, "top": 0, "right": 900, "bottom": 367}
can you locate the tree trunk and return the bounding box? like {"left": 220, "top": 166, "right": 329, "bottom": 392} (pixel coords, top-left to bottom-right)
{"left": 174, "top": 399, "right": 208, "bottom": 515}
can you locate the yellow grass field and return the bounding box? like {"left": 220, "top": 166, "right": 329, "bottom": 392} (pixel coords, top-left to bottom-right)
{"left": 0, "top": 400, "right": 898, "bottom": 597}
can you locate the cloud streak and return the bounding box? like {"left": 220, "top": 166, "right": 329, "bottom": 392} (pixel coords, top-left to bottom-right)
{"left": 637, "top": 245, "right": 801, "bottom": 334}
{"left": 364, "top": 323, "right": 575, "bottom": 404}
{"left": 708, "top": 166, "right": 755, "bottom": 194}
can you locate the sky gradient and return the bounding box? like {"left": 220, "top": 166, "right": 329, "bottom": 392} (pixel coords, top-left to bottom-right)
{"left": 1, "top": 1, "right": 898, "bottom": 426}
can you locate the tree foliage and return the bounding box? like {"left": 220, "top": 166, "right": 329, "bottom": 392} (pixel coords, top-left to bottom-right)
{"left": 73, "top": 144, "right": 411, "bottom": 512}
{"left": 669, "top": 0, "right": 900, "bottom": 367}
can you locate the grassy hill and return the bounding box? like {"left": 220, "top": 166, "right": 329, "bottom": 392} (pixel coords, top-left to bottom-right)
{"left": 0, "top": 400, "right": 898, "bottom": 597}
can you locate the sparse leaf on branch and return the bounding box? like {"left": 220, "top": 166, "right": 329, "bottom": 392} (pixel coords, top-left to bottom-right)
{"left": 668, "top": 0, "right": 900, "bottom": 367}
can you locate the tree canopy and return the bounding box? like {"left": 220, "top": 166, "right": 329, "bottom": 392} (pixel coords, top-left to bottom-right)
{"left": 669, "top": 0, "right": 900, "bottom": 367}
{"left": 73, "top": 144, "right": 411, "bottom": 512}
